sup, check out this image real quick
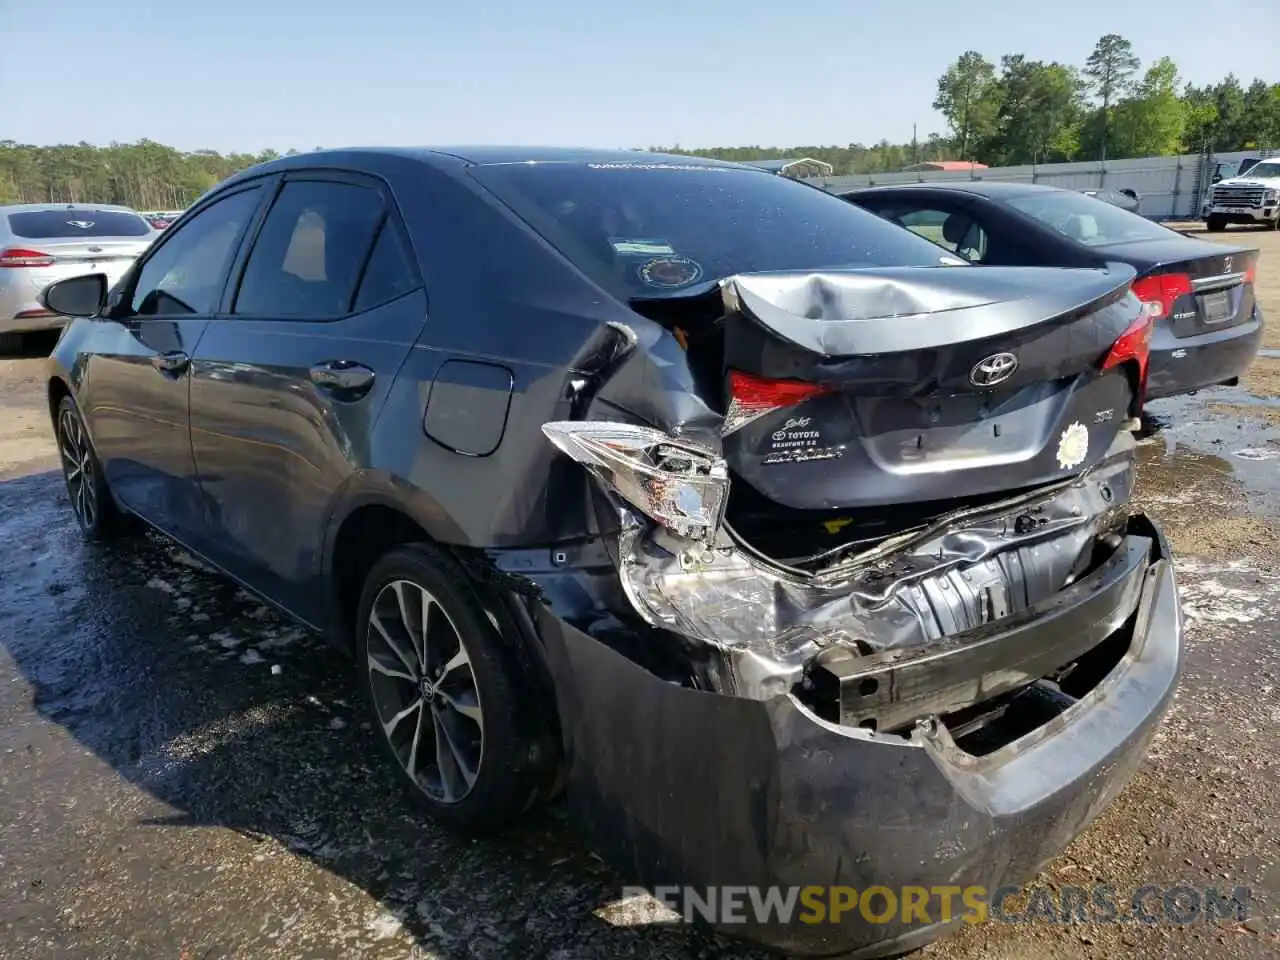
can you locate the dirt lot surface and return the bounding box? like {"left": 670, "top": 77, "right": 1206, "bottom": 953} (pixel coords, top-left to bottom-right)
{"left": 2, "top": 227, "right": 1279, "bottom": 960}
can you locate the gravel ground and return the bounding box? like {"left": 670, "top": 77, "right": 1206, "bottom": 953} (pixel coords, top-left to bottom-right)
{"left": 2, "top": 227, "right": 1279, "bottom": 960}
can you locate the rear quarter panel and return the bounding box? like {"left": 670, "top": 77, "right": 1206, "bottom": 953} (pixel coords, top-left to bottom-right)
{"left": 331, "top": 157, "right": 651, "bottom": 549}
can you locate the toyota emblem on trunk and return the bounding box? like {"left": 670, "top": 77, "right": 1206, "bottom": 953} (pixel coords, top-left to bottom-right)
{"left": 970, "top": 352, "right": 1019, "bottom": 387}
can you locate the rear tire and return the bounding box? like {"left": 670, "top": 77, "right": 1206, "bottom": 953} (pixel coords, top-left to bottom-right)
{"left": 355, "top": 542, "right": 552, "bottom": 835}
{"left": 1205, "top": 215, "right": 1227, "bottom": 233}
{"left": 54, "top": 395, "right": 137, "bottom": 541}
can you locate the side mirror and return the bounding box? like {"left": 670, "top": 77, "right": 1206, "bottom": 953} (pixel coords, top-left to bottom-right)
{"left": 1211, "top": 174, "right": 1223, "bottom": 184}
{"left": 39, "top": 273, "right": 108, "bottom": 319}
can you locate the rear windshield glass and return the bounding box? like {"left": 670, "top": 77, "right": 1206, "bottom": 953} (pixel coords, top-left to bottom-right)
{"left": 6, "top": 210, "right": 152, "bottom": 239}
{"left": 469, "top": 162, "right": 962, "bottom": 299}
{"left": 1004, "top": 191, "right": 1175, "bottom": 247}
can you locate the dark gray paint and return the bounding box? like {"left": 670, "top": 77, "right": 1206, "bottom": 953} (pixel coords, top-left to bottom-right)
{"left": 423, "top": 359, "right": 515, "bottom": 457}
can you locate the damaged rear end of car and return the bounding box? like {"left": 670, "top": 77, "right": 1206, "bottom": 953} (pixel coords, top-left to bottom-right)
{"left": 465, "top": 163, "right": 1182, "bottom": 958}
{"left": 537, "top": 261, "right": 1168, "bottom": 717}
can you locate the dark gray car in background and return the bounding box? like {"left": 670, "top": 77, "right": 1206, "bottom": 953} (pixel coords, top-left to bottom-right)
{"left": 841, "top": 181, "right": 1263, "bottom": 402}
{"left": 38, "top": 148, "right": 1182, "bottom": 958}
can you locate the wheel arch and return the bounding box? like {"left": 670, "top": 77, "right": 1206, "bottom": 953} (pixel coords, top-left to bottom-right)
{"left": 323, "top": 480, "right": 566, "bottom": 793}
{"left": 320, "top": 472, "right": 499, "bottom": 649}
{"left": 47, "top": 375, "right": 72, "bottom": 425}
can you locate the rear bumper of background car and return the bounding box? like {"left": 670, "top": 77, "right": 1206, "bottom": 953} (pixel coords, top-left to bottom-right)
{"left": 512, "top": 514, "right": 1183, "bottom": 958}
{"left": 0, "top": 311, "right": 67, "bottom": 335}
{"left": 1147, "top": 306, "right": 1263, "bottom": 400}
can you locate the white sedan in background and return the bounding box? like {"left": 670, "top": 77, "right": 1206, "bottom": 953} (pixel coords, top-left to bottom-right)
{"left": 0, "top": 203, "right": 158, "bottom": 350}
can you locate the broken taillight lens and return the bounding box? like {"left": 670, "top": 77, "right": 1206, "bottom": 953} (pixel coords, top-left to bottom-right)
{"left": 542, "top": 421, "right": 729, "bottom": 542}
{"left": 723, "top": 370, "right": 829, "bottom": 436}
{"left": 1102, "top": 304, "right": 1155, "bottom": 408}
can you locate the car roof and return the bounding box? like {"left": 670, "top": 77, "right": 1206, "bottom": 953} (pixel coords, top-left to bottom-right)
{"left": 250, "top": 145, "right": 744, "bottom": 172}
{"left": 842, "top": 181, "right": 1065, "bottom": 200}
{"left": 0, "top": 202, "right": 141, "bottom": 214}
{"left": 215, "top": 146, "right": 757, "bottom": 191}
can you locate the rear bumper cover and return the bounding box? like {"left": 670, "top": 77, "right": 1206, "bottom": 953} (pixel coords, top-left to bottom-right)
{"left": 524, "top": 516, "right": 1182, "bottom": 958}
{"left": 1147, "top": 307, "right": 1263, "bottom": 400}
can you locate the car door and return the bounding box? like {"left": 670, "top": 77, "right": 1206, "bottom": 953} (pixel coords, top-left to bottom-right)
{"left": 187, "top": 171, "right": 426, "bottom": 624}
{"left": 81, "top": 182, "right": 268, "bottom": 543}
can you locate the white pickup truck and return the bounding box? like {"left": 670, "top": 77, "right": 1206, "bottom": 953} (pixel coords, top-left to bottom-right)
{"left": 1204, "top": 156, "right": 1280, "bottom": 232}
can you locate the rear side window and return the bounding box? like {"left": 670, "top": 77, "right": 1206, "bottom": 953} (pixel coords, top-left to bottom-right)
{"left": 8, "top": 210, "right": 152, "bottom": 239}
{"left": 892, "top": 207, "right": 989, "bottom": 262}
{"left": 131, "top": 187, "right": 262, "bottom": 316}
{"left": 234, "top": 180, "right": 385, "bottom": 317}
{"left": 469, "top": 163, "right": 963, "bottom": 302}
{"left": 353, "top": 221, "right": 418, "bottom": 312}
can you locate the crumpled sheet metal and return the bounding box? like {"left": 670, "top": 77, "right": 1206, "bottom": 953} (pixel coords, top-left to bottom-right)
{"left": 720, "top": 262, "right": 1137, "bottom": 357}
{"left": 618, "top": 451, "right": 1133, "bottom": 699}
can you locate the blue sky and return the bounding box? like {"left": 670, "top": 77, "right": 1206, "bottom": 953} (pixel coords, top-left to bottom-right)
{"left": 2, "top": 0, "right": 1276, "bottom": 153}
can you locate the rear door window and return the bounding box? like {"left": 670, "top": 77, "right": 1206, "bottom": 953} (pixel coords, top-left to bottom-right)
{"left": 8, "top": 209, "right": 152, "bottom": 238}
{"left": 130, "top": 187, "right": 263, "bottom": 316}
{"left": 233, "top": 180, "right": 386, "bottom": 318}
{"left": 352, "top": 221, "right": 418, "bottom": 312}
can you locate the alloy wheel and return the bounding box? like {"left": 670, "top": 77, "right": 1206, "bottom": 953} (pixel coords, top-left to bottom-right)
{"left": 58, "top": 408, "right": 98, "bottom": 530}
{"left": 365, "top": 579, "right": 484, "bottom": 804}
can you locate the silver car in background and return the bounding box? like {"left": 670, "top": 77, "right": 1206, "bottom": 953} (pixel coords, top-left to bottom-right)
{"left": 0, "top": 203, "right": 157, "bottom": 349}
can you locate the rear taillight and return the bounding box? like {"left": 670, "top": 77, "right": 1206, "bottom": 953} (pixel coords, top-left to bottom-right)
{"left": 724, "top": 370, "right": 830, "bottom": 436}
{"left": 542, "top": 421, "right": 729, "bottom": 543}
{"left": 1245, "top": 261, "right": 1257, "bottom": 285}
{"left": 1102, "top": 306, "right": 1156, "bottom": 410}
{"left": 0, "top": 247, "right": 56, "bottom": 268}
{"left": 1131, "top": 272, "right": 1193, "bottom": 320}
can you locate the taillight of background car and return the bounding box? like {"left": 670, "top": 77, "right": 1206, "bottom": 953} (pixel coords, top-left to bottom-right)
{"left": 0, "top": 247, "right": 56, "bottom": 268}
{"left": 1130, "top": 272, "right": 1194, "bottom": 322}
{"left": 1101, "top": 304, "right": 1156, "bottom": 410}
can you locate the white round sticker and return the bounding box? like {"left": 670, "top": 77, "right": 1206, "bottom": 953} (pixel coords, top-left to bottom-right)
{"left": 1056, "top": 421, "right": 1089, "bottom": 470}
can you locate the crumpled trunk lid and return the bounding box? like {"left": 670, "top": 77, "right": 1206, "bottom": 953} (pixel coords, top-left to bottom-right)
{"left": 717, "top": 264, "right": 1142, "bottom": 515}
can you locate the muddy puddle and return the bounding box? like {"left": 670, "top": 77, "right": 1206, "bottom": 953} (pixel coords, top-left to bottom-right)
{"left": 1139, "top": 386, "right": 1280, "bottom": 519}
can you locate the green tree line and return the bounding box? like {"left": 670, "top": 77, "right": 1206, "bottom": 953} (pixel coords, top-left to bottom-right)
{"left": 661, "top": 35, "right": 1278, "bottom": 174}
{"left": 0, "top": 140, "right": 302, "bottom": 208}
{"left": 2, "top": 34, "right": 1277, "bottom": 206}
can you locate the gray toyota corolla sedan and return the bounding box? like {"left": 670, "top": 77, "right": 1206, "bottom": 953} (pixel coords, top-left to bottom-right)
{"left": 38, "top": 148, "right": 1182, "bottom": 959}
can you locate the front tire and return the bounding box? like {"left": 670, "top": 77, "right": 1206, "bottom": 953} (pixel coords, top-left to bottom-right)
{"left": 54, "top": 395, "right": 135, "bottom": 541}
{"left": 355, "top": 543, "right": 551, "bottom": 835}
{"left": 1206, "top": 215, "right": 1227, "bottom": 232}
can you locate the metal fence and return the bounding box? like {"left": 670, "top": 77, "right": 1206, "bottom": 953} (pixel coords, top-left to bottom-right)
{"left": 817, "top": 149, "right": 1280, "bottom": 222}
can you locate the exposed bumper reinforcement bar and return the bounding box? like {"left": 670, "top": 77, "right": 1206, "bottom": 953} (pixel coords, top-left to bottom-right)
{"left": 807, "top": 534, "right": 1149, "bottom": 732}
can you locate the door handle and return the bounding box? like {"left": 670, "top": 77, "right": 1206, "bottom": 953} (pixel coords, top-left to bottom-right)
{"left": 309, "top": 360, "right": 375, "bottom": 399}
{"left": 150, "top": 350, "right": 190, "bottom": 375}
